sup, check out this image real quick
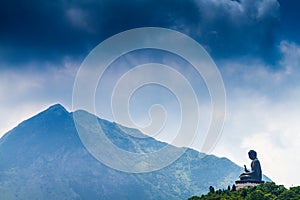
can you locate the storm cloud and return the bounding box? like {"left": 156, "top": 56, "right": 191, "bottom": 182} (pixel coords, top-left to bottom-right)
{"left": 0, "top": 0, "right": 281, "bottom": 69}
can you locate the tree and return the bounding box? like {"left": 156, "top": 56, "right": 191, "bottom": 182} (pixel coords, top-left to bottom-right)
{"left": 263, "top": 193, "right": 276, "bottom": 200}
{"left": 257, "top": 182, "right": 286, "bottom": 196}
{"left": 209, "top": 186, "right": 215, "bottom": 193}
{"left": 241, "top": 189, "right": 247, "bottom": 198}
{"left": 277, "top": 190, "right": 298, "bottom": 200}
{"left": 246, "top": 189, "right": 265, "bottom": 200}
{"left": 227, "top": 185, "right": 231, "bottom": 191}
{"left": 231, "top": 184, "right": 236, "bottom": 192}
{"left": 290, "top": 186, "right": 300, "bottom": 195}
{"left": 216, "top": 189, "right": 222, "bottom": 195}
{"left": 188, "top": 196, "right": 201, "bottom": 200}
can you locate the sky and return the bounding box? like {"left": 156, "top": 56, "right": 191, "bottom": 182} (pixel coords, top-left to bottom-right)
{"left": 1, "top": 0, "right": 300, "bottom": 187}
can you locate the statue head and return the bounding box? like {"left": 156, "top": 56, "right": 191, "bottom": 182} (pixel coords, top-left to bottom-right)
{"left": 248, "top": 150, "right": 257, "bottom": 160}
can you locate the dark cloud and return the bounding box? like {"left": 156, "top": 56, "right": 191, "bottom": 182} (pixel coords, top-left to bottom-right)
{"left": 190, "top": 0, "right": 281, "bottom": 64}
{"left": 0, "top": 0, "right": 283, "bottom": 69}
{"left": 278, "top": 0, "right": 300, "bottom": 44}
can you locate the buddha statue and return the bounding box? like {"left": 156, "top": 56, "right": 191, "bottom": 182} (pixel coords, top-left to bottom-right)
{"left": 239, "top": 150, "right": 262, "bottom": 182}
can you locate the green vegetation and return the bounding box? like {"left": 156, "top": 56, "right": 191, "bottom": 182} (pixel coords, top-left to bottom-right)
{"left": 188, "top": 182, "right": 300, "bottom": 200}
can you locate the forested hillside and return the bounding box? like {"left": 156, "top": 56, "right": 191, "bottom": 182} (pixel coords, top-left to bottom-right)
{"left": 189, "top": 182, "right": 300, "bottom": 200}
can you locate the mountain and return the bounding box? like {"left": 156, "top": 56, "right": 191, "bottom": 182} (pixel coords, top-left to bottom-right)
{"left": 0, "top": 104, "right": 269, "bottom": 199}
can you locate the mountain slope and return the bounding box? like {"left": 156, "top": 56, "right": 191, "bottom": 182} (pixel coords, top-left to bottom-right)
{"left": 0, "top": 104, "right": 268, "bottom": 199}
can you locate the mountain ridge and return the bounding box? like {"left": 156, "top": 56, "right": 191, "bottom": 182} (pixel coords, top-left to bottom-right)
{"left": 0, "top": 104, "right": 270, "bottom": 199}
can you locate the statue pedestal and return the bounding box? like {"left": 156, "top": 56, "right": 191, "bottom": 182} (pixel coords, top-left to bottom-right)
{"left": 235, "top": 180, "right": 264, "bottom": 190}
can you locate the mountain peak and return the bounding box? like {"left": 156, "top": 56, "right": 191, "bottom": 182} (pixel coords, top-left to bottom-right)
{"left": 22, "top": 103, "right": 70, "bottom": 125}
{"left": 48, "top": 103, "right": 67, "bottom": 111}
{"left": 43, "top": 103, "right": 69, "bottom": 116}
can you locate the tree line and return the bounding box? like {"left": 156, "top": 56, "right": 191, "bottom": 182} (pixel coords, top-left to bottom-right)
{"left": 189, "top": 182, "right": 300, "bottom": 200}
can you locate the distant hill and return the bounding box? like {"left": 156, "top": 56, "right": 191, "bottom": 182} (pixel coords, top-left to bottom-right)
{"left": 0, "top": 104, "right": 270, "bottom": 199}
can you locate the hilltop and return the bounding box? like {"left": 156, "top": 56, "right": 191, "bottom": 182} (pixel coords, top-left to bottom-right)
{"left": 189, "top": 182, "right": 300, "bottom": 200}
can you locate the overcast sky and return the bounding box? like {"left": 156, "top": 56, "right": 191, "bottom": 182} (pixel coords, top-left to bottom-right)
{"left": 1, "top": 0, "right": 300, "bottom": 187}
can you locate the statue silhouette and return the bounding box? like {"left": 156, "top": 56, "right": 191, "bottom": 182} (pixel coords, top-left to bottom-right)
{"left": 239, "top": 150, "right": 262, "bottom": 182}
